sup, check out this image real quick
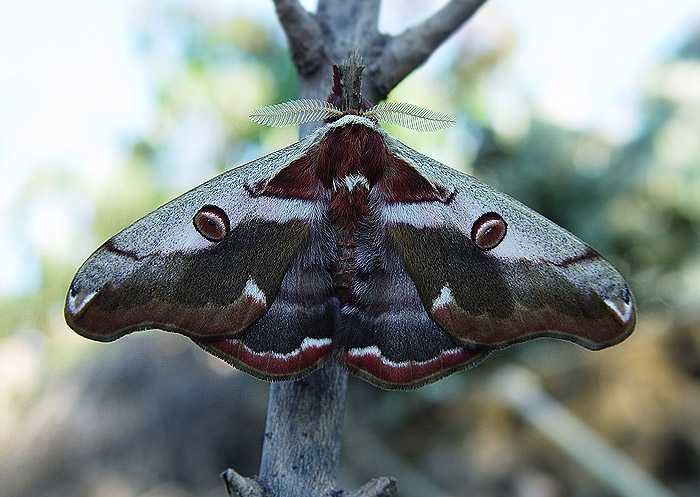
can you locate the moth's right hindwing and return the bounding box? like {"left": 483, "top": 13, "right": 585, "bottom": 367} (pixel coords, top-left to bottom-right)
{"left": 339, "top": 232, "right": 488, "bottom": 390}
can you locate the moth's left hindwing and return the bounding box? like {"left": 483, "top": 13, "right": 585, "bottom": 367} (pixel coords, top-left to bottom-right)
{"left": 198, "top": 225, "right": 337, "bottom": 381}
{"left": 65, "top": 138, "right": 336, "bottom": 380}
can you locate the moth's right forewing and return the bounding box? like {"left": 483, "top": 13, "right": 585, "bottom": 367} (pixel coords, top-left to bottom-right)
{"left": 382, "top": 135, "right": 636, "bottom": 351}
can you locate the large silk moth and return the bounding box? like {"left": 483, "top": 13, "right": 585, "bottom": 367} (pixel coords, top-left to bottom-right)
{"left": 65, "top": 56, "right": 635, "bottom": 390}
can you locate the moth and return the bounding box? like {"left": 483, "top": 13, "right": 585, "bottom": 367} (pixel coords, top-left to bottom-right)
{"left": 65, "top": 56, "right": 636, "bottom": 390}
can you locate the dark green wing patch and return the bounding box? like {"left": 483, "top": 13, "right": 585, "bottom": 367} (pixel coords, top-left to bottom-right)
{"left": 389, "top": 224, "right": 634, "bottom": 350}
{"left": 67, "top": 219, "right": 309, "bottom": 341}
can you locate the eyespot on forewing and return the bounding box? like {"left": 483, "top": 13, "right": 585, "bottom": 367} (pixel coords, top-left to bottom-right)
{"left": 471, "top": 212, "right": 507, "bottom": 251}
{"left": 193, "top": 205, "right": 230, "bottom": 242}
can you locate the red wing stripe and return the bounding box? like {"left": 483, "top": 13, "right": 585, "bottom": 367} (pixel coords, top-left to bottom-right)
{"left": 343, "top": 345, "right": 485, "bottom": 388}
{"left": 205, "top": 337, "right": 333, "bottom": 377}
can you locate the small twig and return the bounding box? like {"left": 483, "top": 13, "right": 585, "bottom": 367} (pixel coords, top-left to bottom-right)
{"left": 370, "top": 0, "right": 488, "bottom": 99}
{"left": 221, "top": 468, "right": 264, "bottom": 497}
{"left": 272, "top": 0, "right": 324, "bottom": 76}
{"left": 490, "top": 366, "right": 677, "bottom": 497}
{"left": 348, "top": 477, "right": 398, "bottom": 497}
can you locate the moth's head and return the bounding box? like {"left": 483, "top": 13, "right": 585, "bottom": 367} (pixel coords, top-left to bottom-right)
{"left": 327, "top": 50, "right": 372, "bottom": 115}
{"left": 249, "top": 52, "right": 456, "bottom": 133}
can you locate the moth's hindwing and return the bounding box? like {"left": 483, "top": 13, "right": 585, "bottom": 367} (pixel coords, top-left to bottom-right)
{"left": 197, "top": 226, "right": 337, "bottom": 380}
{"left": 338, "top": 233, "right": 488, "bottom": 390}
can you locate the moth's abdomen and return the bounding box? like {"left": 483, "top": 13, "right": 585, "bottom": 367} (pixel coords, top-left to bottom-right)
{"left": 329, "top": 182, "right": 370, "bottom": 303}
{"left": 330, "top": 230, "right": 357, "bottom": 303}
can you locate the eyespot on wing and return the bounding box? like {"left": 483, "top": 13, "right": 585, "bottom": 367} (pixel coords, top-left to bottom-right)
{"left": 193, "top": 204, "right": 230, "bottom": 242}
{"left": 471, "top": 212, "right": 507, "bottom": 251}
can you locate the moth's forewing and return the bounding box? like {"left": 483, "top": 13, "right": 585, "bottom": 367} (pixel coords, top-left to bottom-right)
{"left": 65, "top": 139, "right": 337, "bottom": 380}
{"left": 383, "top": 134, "right": 636, "bottom": 350}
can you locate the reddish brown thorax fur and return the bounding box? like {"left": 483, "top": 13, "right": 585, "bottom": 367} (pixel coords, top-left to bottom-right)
{"left": 249, "top": 124, "right": 451, "bottom": 303}
{"left": 250, "top": 125, "right": 451, "bottom": 204}
{"left": 317, "top": 125, "right": 384, "bottom": 189}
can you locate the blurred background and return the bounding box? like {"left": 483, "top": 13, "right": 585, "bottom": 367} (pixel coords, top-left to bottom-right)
{"left": 1, "top": 1, "right": 700, "bottom": 496}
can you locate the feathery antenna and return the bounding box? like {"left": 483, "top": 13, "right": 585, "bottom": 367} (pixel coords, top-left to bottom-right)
{"left": 364, "top": 102, "right": 456, "bottom": 132}
{"left": 249, "top": 99, "right": 342, "bottom": 127}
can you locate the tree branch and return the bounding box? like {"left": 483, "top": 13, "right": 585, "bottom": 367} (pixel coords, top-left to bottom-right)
{"left": 370, "top": 0, "right": 488, "bottom": 100}
{"left": 258, "top": 361, "right": 348, "bottom": 497}
{"left": 272, "top": 0, "right": 324, "bottom": 76}
{"left": 221, "top": 469, "right": 263, "bottom": 497}
{"left": 316, "top": 0, "right": 382, "bottom": 62}
{"left": 348, "top": 477, "right": 398, "bottom": 497}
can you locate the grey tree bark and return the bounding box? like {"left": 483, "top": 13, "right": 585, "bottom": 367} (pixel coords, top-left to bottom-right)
{"left": 222, "top": 1, "right": 488, "bottom": 496}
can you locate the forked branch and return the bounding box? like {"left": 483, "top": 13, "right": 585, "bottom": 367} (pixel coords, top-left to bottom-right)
{"left": 274, "top": 0, "right": 487, "bottom": 102}
{"left": 272, "top": 0, "right": 324, "bottom": 76}
{"left": 372, "top": 0, "right": 488, "bottom": 99}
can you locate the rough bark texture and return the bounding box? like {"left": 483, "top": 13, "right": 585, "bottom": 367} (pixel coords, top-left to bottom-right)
{"left": 260, "top": 361, "right": 348, "bottom": 497}
{"left": 223, "top": 1, "right": 488, "bottom": 496}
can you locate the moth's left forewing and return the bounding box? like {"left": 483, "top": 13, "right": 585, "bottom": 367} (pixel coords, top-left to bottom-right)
{"left": 65, "top": 139, "right": 321, "bottom": 342}
{"left": 382, "top": 134, "right": 636, "bottom": 351}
